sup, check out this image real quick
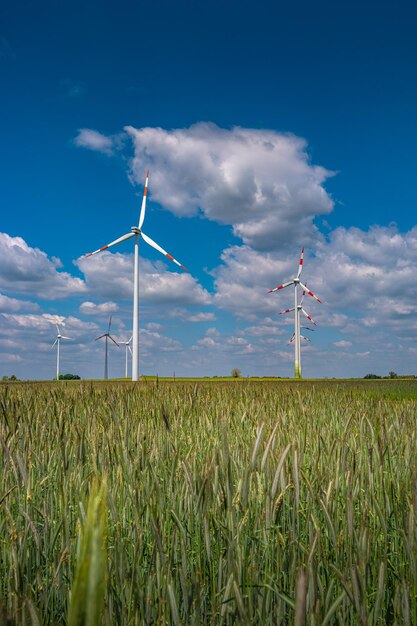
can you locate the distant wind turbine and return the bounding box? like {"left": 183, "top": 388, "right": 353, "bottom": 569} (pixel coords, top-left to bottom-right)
{"left": 119, "top": 336, "right": 133, "bottom": 379}
{"left": 51, "top": 323, "right": 72, "bottom": 381}
{"left": 95, "top": 316, "right": 119, "bottom": 380}
{"left": 268, "top": 248, "right": 322, "bottom": 378}
{"left": 84, "top": 170, "right": 187, "bottom": 381}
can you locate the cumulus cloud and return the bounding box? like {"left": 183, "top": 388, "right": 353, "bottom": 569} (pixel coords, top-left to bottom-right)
{"left": 0, "top": 233, "right": 86, "bottom": 299}
{"left": 80, "top": 301, "right": 119, "bottom": 316}
{"left": 74, "top": 129, "right": 115, "bottom": 155}
{"left": 333, "top": 340, "right": 352, "bottom": 348}
{"left": 165, "top": 309, "right": 216, "bottom": 322}
{"left": 76, "top": 252, "right": 211, "bottom": 306}
{"left": 211, "top": 224, "right": 417, "bottom": 362}
{"left": 0, "top": 293, "right": 40, "bottom": 313}
{"left": 315, "top": 225, "right": 417, "bottom": 310}
{"left": 124, "top": 123, "right": 334, "bottom": 250}
{"left": 0, "top": 313, "right": 96, "bottom": 335}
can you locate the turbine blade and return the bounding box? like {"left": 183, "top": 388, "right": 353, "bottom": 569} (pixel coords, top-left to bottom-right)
{"left": 301, "top": 335, "right": 311, "bottom": 342}
{"left": 301, "top": 308, "right": 317, "bottom": 325}
{"left": 128, "top": 345, "right": 132, "bottom": 355}
{"left": 138, "top": 169, "right": 150, "bottom": 230}
{"left": 108, "top": 335, "right": 119, "bottom": 346}
{"left": 55, "top": 323, "right": 60, "bottom": 335}
{"left": 51, "top": 339, "right": 58, "bottom": 348}
{"left": 296, "top": 247, "right": 304, "bottom": 278}
{"left": 84, "top": 232, "right": 135, "bottom": 258}
{"left": 299, "top": 281, "right": 322, "bottom": 303}
{"left": 61, "top": 336, "right": 72, "bottom": 340}
{"left": 267, "top": 280, "right": 294, "bottom": 294}
{"left": 95, "top": 334, "right": 106, "bottom": 340}
{"left": 300, "top": 281, "right": 307, "bottom": 306}
{"left": 278, "top": 307, "right": 295, "bottom": 315}
{"left": 108, "top": 315, "right": 112, "bottom": 333}
{"left": 141, "top": 232, "right": 187, "bottom": 270}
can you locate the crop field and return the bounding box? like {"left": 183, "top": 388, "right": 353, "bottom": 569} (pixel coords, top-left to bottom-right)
{"left": 1, "top": 379, "right": 417, "bottom": 625}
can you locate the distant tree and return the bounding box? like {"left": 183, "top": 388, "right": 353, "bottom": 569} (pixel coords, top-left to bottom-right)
{"left": 59, "top": 373, "right": 81, "bottom": 380}
{"left": 1, "top": 376, "right": 8, "bottom": 381}
{"left": 364, "top": 373, "right": 381, "bottom": 379}
{"left": 388, "top": 371, "right": 398, "bottom": 379}
{"left": 231, "top": 368, "right": 242, "bottom": 378}
{"left": 9, "top": 375, "right": 17, "bottom": 381}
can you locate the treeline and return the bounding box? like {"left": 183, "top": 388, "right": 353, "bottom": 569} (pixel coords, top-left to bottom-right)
{"left": 364, "top": 371, "right": 416, "bottom": 379}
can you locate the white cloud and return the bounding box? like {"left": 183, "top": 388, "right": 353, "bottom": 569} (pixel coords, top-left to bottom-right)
{"left": 0, "top": 233, "right": 86, "bottom": 299}
{"left": 333, "top": 340, "right": 352, "bottom": 348}
{"left": 76, "top": 252, "right": 211, "bottom": 306}
{"left": 0, "top": 293, "right": 40, "bottom": 313}
{"left": 187, "top": 312, "right": 217, "bottom": 322}
{"left": 145, "top": 322, "right": 162, "bottom": 330}
{"left": 74, "top": 129, "right": 115, "bottom": 155}
{"left": 80, "top": 301, "right": 119, "bottom": 316}
{"left": 164, "top": 309, "right": 216, "bottom": 322}
{"left": 124, "top": 123, "right": 334, "bottom": 250}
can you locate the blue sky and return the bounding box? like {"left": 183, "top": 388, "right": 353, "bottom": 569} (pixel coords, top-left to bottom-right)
{"left": 1, "top": 0, "right": 417, "bottom": 379}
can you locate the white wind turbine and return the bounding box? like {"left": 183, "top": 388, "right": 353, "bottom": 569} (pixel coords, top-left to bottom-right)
{"left": 268, "top": 248, "right": 321, "bottom": 378}
{"left": 119, "top": 336, "right": 133, "bottom": 379}
{"left": 51, "top": 323, "right": 72, "bottom": 381}
{"left": 95, "top": 315, "right": 119, "bottom": 380}
{"left": 84, "top": 170, "right": 187, "bottom": 381}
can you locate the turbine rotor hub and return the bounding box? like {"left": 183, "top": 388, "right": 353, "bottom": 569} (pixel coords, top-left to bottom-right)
{"left": 131, "top": 226, "right": 141, "bottom": 235}
{"left": 294, "top": 278, "right": 300, "bottom": 284}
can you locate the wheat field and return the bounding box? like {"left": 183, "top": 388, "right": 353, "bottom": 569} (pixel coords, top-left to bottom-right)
{"left": 0, "top": 379, "right": 416, "bottom": 624}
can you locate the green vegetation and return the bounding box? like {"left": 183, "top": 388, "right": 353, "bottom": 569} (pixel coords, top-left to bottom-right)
{"left": 0, "top": 379, "right": 417, "bottom": 624}
{"left": 59, "top": 374, "right": 81, "bottom": 380}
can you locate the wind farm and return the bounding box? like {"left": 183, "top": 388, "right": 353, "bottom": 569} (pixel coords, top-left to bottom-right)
{"left": 2, "top": 1, "right": 417, "bottom": 622}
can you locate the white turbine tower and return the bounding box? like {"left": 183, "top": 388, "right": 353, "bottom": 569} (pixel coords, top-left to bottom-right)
{"left": 84, "top": 170, "right": 187, "bottom": 381}
{"left": 51, "top": 323, "right": 72, "bottom": 381}
{"left": 95, "top": 316, "right": 119, "bottom": 380}
{"left": 268, "top": 248, "right": 321, "bottom": 378}
{"left": 119, "top": 336, "right": 133, "bottom": 379}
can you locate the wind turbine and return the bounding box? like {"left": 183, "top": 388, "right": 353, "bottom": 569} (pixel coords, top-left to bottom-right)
{"left": 95, "top": 316, "right": 119, "bottom": 380}
{"left": 268, "top": 248, "right": 321, "bottom": 378}
{"left": 119, "top": 336, "right": 133, "bottom": 379}
{"left": 84, "top": 170, "right": 187, "bottom": 381}
{"left": 51, "top": 323, "right": 72, "bottom": 381}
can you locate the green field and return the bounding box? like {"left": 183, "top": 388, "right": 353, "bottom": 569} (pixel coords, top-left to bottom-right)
{"left": 1, "top": 379, "right": 417, "bottom": 624}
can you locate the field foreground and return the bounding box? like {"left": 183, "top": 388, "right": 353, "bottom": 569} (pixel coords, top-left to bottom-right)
{"left": 1, "top": 380, "right": 417, "bottom": 624}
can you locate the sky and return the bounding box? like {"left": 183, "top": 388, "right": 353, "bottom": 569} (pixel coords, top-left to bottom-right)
{"left": 1, "top": 0, "right": 417, "bottom": 379}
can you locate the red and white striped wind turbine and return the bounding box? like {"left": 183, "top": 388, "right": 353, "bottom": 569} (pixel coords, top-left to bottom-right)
{"left": 287, "top": 288, "right": 316, "bottom": 344}
{"left": 84, "top": 170, "right": 187, "bottom": 381}
{"left": 268, "top": 248, "right": 321, "bottom": 378}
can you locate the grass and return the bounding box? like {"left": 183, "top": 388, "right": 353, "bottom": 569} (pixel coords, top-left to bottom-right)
{"left": 0, "top": 379, "right": 416, "bottom": 624}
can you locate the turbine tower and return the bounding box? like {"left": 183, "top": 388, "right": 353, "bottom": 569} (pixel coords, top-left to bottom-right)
{"left": 51, "top": 323, "right": 72, "bottom": 381}
{"left": 280, "top": 284, "right": 318, "bottom": 371}
{"left": 95, "top": 316, "right": 119, "bottom": 380}
{"left": 268, "top": 248, "right": 321, "bottom": 378}
{"left": 84, "top": 171, "right": 187, "bottom": 381}
{"left": 119, "top": 336, "right": 133, "bottom": 379}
